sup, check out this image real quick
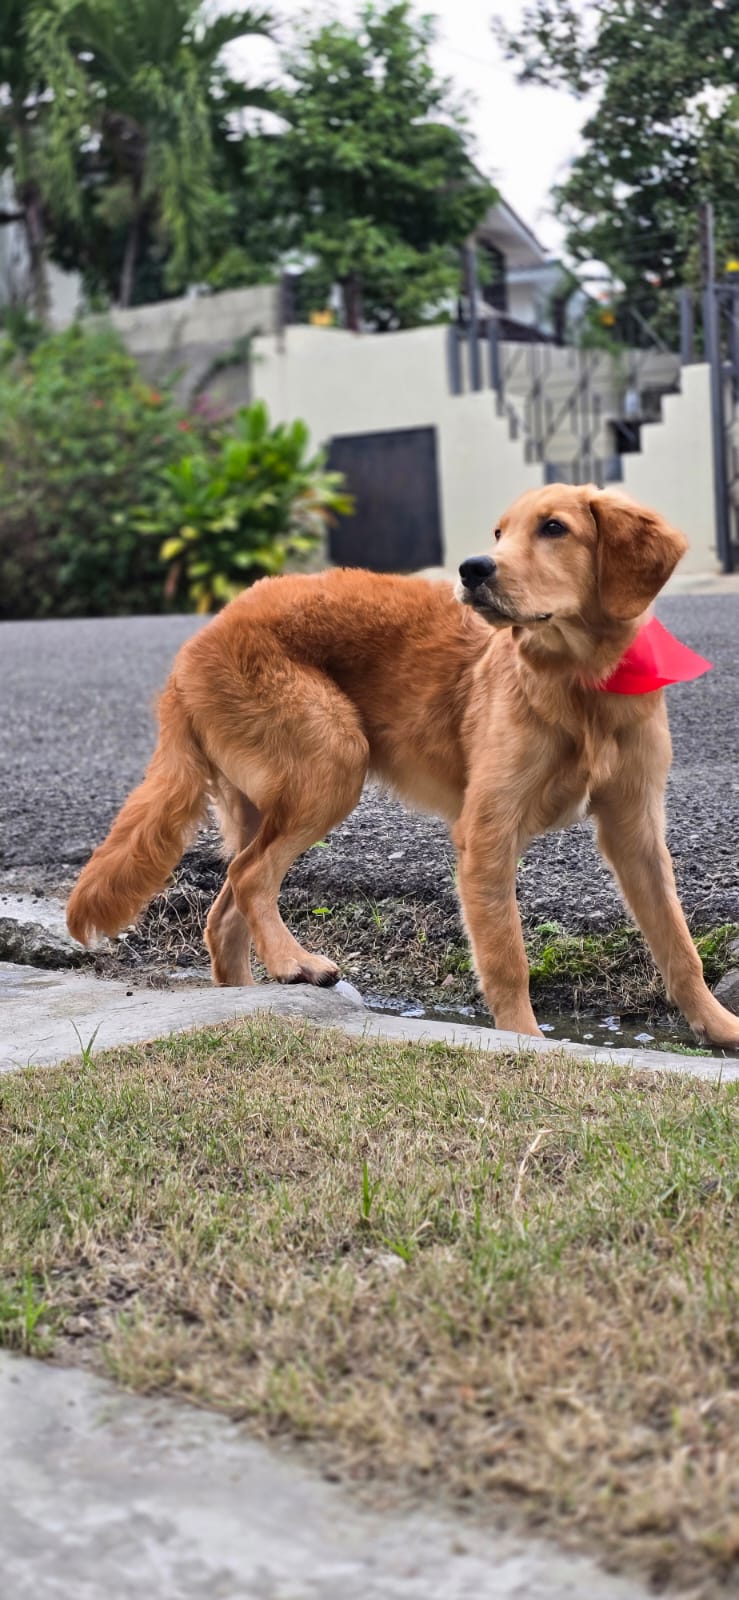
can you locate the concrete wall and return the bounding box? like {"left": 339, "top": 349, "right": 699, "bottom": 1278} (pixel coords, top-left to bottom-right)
{"left": 250, "top": 327, "right": 721, "bottom": 575}
{"left": 92, "top": 284, "right": 279, "bottom": 401}
{"left": 621, "top": 364, "right": 718, "bottom": 577}
{"left": 251, "top": 325, "right": 540, "bottom": 570}
{"left": 99, "top": 294, "right": 721, "bottom": 578}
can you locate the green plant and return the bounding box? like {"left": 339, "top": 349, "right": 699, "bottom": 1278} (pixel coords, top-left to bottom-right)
{"left": 152, "top": 401, "right": 352, "bottom": 611}
{"left": 0, "top": 0, "right": 89, "bottom": 321}
{"left": 0, "top": 1272, "right": 51, "bottom": 1354}
{"left": 0, "top": 305, "right": 45, "bottom": 360}
{"left": 0, "top": 324, "right": 193, "bottom": 619}
{"left": 71, "top": 1022, "right": 101, "bottom": 1066}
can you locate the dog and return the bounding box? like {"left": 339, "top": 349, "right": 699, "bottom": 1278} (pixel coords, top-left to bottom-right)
{"left": 67, "top": 484, "right": 739, "bottom": 1049}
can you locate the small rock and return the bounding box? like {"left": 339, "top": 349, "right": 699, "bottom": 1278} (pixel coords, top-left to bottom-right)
{"left": 373, "top": 1251, "right": 407, "bottom": 1274}
{"left": 0, "top": 917, "right": 86, "bottom": 970}
{"left": 713, "top": 969, "right": 739, "bottom": 1015}
{"left": 63, "top": 1315, "right": 93, "bottom": 1337}
{"left": 440, "top": 973, "right": 456, "bottom": 989}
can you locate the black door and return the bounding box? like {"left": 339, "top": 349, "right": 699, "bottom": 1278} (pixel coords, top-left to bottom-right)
{"left": 327, "top": 426, "right": 443, "bottom": 572}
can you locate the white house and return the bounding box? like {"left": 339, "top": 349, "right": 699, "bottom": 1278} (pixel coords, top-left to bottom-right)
{"left": 473, "top": 197, "right": 584, "bottom": 340}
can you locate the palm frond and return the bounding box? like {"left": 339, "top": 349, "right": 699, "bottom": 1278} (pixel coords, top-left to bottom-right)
{"left": 191, "top": 8, "right": 273, "bottom": 63}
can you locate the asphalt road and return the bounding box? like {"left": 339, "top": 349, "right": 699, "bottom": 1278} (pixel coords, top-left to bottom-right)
{"left": 2, "top": 597, "right": 737, "bottom": 928}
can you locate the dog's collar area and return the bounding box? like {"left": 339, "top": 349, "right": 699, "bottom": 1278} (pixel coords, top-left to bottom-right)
{"left": 596, "top": 617, "right": 713, "bottom": 695}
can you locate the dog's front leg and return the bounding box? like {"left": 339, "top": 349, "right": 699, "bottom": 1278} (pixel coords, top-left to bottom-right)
{"left": 453, "top": 804, "right": 540, "bottom": 1037}
{"left": 593, "top": 789, "right": 739, "bottom": 1050}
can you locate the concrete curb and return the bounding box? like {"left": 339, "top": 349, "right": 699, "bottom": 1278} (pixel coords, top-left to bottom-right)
{"left": 0, "top": 1352, "right": 656, "bottom": 1600}
{"left": 346, "top": 1011, "right": 739, "bottom": 1082}
{"left": 0, "top": 963, "right": 365, "bottom": 1074}
{"left": 1, "top": 961, "right": 736, "bottom": 1083}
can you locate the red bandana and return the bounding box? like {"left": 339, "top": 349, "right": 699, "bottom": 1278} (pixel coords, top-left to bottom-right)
{"left": 598, "top": 617, "right": 713, "bottom": 695}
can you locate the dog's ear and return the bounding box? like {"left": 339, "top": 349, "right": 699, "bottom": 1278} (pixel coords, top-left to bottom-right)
{"left": 590, "top": 490, "right": 688, "bottom": 619}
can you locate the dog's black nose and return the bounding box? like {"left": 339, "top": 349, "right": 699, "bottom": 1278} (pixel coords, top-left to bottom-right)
{"left": 459, "top": 555, "right": 496, "bottom": 590}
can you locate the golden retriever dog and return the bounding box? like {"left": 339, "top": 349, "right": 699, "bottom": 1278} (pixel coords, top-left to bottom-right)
{"left": 67, "top": 484, "right": 739, "bottom": 1049}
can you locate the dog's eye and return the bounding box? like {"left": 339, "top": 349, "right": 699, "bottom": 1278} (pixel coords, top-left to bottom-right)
{"left": 540, "top": 518, "right": 567, "bottom": 538}
{"left": 494, "top": 528, "right": 501, "bottom": 541}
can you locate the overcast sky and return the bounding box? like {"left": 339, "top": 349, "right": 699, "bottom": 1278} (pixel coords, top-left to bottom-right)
{"left": 228, "top": 0, "right": 589, "bottom": 256}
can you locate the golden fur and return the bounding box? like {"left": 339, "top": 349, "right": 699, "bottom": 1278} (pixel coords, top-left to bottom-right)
{"left": 67, "top": 484, "right": 739, "bottom": 1048}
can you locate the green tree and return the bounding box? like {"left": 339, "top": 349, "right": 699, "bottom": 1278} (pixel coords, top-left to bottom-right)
{"left": 0, "top": 0, "right": 87, "bottom": 319}
{"left": 496, "top": 1, "right": 739, "bottom": 300}
{"left": 51, "top": 0, "right": 273, "bottom": 306}
{"left": 275, "top": 3, "right": 495, "bottom": 330}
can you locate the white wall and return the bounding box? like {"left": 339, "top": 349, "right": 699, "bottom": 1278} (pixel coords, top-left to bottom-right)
{"left": 251, "top": 325, "right": 540, "bottom": 570}
{"left": 621, "top": 364, "right": 718, "bottom": 576}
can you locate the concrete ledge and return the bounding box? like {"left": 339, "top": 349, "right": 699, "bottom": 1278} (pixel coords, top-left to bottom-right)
{"left": 1, "top": 963, "right": 736, "bottom": 1083}
{"left": 0, "top": 1352, "right": 651, "bottom": 1600}
{"left": 0, "top": 964, "right": 366, "bottom": 1074}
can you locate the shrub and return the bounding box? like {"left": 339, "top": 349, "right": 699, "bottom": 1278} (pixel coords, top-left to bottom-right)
{"left": 0, "top": 325, "right": 191, "bottom": 619}
{"left": 0, "top": 327, "right": 351, "bottom": 620}
{"left": 147, "top": 402, "right": 353, "bottom": 612}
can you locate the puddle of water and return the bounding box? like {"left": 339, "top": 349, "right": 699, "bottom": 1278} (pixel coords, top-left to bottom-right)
{"left": 365, "top": 994, "right": 698, "bottom": 1054}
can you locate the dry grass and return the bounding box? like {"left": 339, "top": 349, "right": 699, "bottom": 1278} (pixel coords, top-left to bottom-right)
{"left": 1, "top": 1018, "right": 738, "bottom": 1594}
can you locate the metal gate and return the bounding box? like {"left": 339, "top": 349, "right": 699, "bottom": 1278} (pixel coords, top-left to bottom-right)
{"left": 326, "top": 426, "right": 443, "bottom": 572}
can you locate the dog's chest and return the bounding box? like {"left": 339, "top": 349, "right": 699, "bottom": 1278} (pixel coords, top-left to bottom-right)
{"left": 538, "top": 725, "right": 619, "bottom": 834}
{"left": 544, "top": 786, "right": 591, "bottom": 832}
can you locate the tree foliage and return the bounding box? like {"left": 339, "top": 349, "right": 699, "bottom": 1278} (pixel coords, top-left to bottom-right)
{"left": 0, "top": 0, "right": 87, "bottom": 317}
{"left": 48, "top": 0, "right": 274, "bottom": 306}
{"left": 274, "top": 3, "right": 496, "bottom": 329}
{"left": 2, "top": 0, "right": 493, "bottom": 322}
{"left": 496, "top": 0, "right": 739, "bottom": 298}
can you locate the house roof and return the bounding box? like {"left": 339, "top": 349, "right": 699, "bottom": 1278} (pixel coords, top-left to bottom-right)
{"left": 475, "top": 198, "right": 552, "bottom": 270}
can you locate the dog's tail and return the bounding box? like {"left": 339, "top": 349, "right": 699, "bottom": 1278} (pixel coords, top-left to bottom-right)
{"left": 66, "top": 681, "right": 210, "bottom": 946}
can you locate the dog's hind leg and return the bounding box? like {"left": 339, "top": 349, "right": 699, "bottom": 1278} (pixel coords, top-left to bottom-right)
{"left": 205, "top": 791, "right": 261, "bottom": 985}
{"left": 225, "top": 678, "right": 369, "bottom": 986}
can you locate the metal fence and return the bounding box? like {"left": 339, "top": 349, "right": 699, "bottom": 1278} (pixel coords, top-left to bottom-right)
{"left": 447, "top": 308, "right": 684, "bottom": 489}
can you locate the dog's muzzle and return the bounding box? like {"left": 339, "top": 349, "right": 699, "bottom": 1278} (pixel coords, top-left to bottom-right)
{"left": 457, "top": 556, "right": 552, "bottom": 627}
{"left": 458, "top": 554, "right": 499, "bottom": 614}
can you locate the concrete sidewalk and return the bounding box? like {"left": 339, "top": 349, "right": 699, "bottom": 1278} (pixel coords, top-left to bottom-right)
{"left": 0, "top": 1353, "right": 656, "bottom": 1600}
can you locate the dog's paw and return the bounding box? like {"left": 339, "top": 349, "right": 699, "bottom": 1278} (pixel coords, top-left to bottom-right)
{"left": 276, "top": 953, "right": 340, "bottom": 987}
{"left": 692, "top": 1001, "right": 739, "bottom": 1053}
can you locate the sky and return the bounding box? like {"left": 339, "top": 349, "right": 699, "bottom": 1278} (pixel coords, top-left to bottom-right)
{"left": 227, "top": 0, "right": 590, "bottom": 256}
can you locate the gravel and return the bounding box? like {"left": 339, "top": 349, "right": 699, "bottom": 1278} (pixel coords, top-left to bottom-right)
{"left": 1, "top": 596, "right": 737, "bottom": 932}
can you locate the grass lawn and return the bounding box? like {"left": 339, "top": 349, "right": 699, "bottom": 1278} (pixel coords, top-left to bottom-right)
{"left": 1, "top": 1017, "right": 738, "bottom": 1595}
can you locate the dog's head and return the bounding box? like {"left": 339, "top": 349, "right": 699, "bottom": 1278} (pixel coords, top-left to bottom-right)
{"left": 457, "top": 485, "right": 688, "bottom": 630}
